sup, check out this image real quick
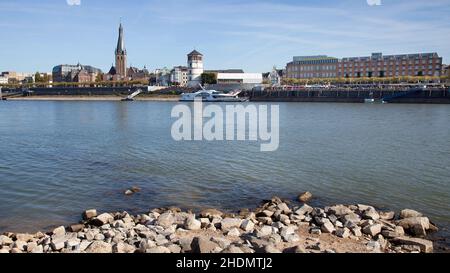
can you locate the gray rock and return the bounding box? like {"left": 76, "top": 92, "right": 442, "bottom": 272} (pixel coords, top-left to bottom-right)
{"left": 294, "top": 245, "right": 307, "bottom": 253}
{"left": 167, "top": 244, "right": 182, "bottom": 253}
{"left": 342, "top": 213, "right": 361, "bottom": 223}
{"left": 30, "top": 245, "right": 44, "bottom": 253}
{"left": 94, "top": 234, "right": 105, "bottom": 241}
{"left": 397, "top": 217, "right": 430, "bottom": 237}
{"left": 79, "top": 240, "right": 92, "bottom": 252}
{"left": 363, "top": 208, "right": 380, "bottom": 221}
{"left": 357, "top": 204, "right": 374, "bottom": 212}
{"left": 199, "top": 218, "right": 210, "bottom": 228}
{"left": 240, "top": 219, "right": 255, "bottom": 232}
{"left": 70, "top": 224, "right": 84, "bottom": 233}
{"left": 264, "top": 245, "right": 282, "bottom": 253}
{"left": 124, "top": 190, "right": 134, "bottom": 196}
{"left": 146, "top": 246, "right": 171, "bottom": 253}
{"left": 199, "top": 209, "right": 223, "bottom": 219}
{"left": 178, "top": 237, "right": 194, "bottom": 253}
{"left": 260, "top": 210, "right": 274, "bottom": 217}
{"left": 362, "top": 223, "right": 382, "bottom": 237}
{"left": 52, "top": 226, "right": 66, "bottom": 237}
{"left": 103, "top": 230, "right": 116, "bottom": 239}
{"left": 50, "top": 239, "right": 66, "bottom": 251}
{"left": 154, "top": 234, "right": 169, "bottom": 245}
{"left": 222, "top": 245, "right": 245, "bottom": 253}
{"left": 335, "top": 220, "right": 344, "bottom": 228}
{"left": 283, "top": 234, "right": 300, "bottom": 243}
{"left": 227, "top": 228, "right": 241, "bottom": 237}
{"left": 295, "top": 204, "right": 314, "bottom": 216}
{"left": 211, "top": 237, "right": 231, "bottom": 249}
{"left": 391, "top": 236, "right": 433, "bottom": 253}
{"left": 92, "top": 213, "right": 114, "bottom": 226}
{"left": 220, "top": 218, "right": 242, "bottom": 231}
{"left": 26, "top": 242, "right": 38, "bottom": 253}
{"left": 85, "top": 241, "right": 112, "bottom": 253}
{"left": 113, "top": 242, "right": 136, "bottom": 253}
{"left": 276, "top": 203, "right": 291, "bottom": 214}
{"left": 279, "top": 214, "right": 291, "bottom": 225}
{"left": 335, "top": 228, "right": 351, "bottom": 238}
{"left": 321, "top": 221, "right": 336, "bottom": 234}
{"left": 379, "top": 211, "right": 395, "bottom": 220}
{"left": 83, "top": 209, "right": 97, "bottom": 221}
{"left": 269, "top": 234, "right": 283, "bottom": 244}
{"left": 280, "top": 226, "right": 297, "bottom": 237}
{"left": 382, "top": 226, "right": 405, "bottom": 238}
{"left": 400, "top": 209, "right": 423, "bottom": 219}
{"left": 272, "top": 222, "right": 285, "bottom": 229}
{"left": 310, "top": 228, "right": 322, "bottom": 235}
{"left": 298, "top": 191, "right": 313, "bottom": 203}
{"left": 257, "top": 225, "right": 273, "bottom": 238}
{"left": 185, "top": 216, "right": 202, "bottom": 230}
{"left": 401, "top": 244, "right": 422, "bottom": 252}
{"left": 65, "top": 238, "right": 81, "bottom": 250}
{"left": 328, "top": 205, "right": 352, "bottom": 216}
{"left": 15, "top": 234, "right": 34, "bottom": 242}
{"left": 0, "top": 235, "right": 13, "bottom": 245}
{"left": 328, "top": 214, "right": 338, "bottom": 224}
{"left": 352, "top": 227, "right": 362, "bottom": 237}
{"left": 257, "top": 217, "right": 273, "bottom": 225}
{"left": 366, "top": 240, "right": 382, "bottom": 253}
{"left": 191, "top": 237, "right": 220, "bottom": 253}
{"left": 344, "top": 220, "right": 357, "bottom": 229}
{"left": 138, "top": 239, "right": 156, "bottom": 252}
{"left": 157, "top": 212, "right": 175, "bottom": 228}
{"left": 314, "top": 217, "right": 327, "bottom": 226}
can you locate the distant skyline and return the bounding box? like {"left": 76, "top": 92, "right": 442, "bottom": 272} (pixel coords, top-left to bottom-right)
{"left": 1, "top": 0, "right": 449, "bottom": 73}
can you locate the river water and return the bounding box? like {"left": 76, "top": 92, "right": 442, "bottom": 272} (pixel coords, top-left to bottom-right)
{"left": 0, "top": 101, "right": 449, "bottom": 243}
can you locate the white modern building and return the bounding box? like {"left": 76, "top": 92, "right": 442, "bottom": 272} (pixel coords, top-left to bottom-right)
{"left": 216, "top": 73, "right": 263, "bottom": 84}
{"left": 0, "top": 76, "right": 8, "bottom": 84}
{"left": 170, "top": 66, "right": 189, "bottom": 86}
{"left": 187, "top": 50, "right": 204, "bottom": 87}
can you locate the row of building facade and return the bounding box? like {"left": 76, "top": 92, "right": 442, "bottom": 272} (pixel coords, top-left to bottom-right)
{"left": 2, "top": 22, "right": 449, "bottom": 87}
{"left": 286, "top": 52, "right": 444, "bottom": 79}
{"left": 0, "top": 71, "right": 52, "bottom": 85}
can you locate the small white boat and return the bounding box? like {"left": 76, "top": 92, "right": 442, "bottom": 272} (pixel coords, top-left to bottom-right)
{"left": 364, "top": 98, "right": 375, "bottom": 103}
{"left": 180, "top": 87, "right": 248, "bottom": 102}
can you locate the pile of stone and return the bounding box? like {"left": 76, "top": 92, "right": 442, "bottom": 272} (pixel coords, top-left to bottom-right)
{"left": 0, "top": 195, "right": 438, "bottom": 253}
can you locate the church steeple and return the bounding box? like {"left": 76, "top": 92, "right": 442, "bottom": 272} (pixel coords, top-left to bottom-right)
{"left": 116, "top": 23, "right": 126, "bottom": 55}
{"left": 115, "top": 22, "right": 127, "bottom": 79}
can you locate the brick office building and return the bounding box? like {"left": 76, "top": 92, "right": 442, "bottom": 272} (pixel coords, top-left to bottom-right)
{"left": 286, "top": 52, "right": 443, "bottom": 79}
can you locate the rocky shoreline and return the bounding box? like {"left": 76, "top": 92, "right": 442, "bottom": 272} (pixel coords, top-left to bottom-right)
{"left": 0, "top": 194, "right": 439, "bottom": 253}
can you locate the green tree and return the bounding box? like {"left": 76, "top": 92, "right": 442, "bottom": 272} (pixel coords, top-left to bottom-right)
{"left": 201, "top": 73, "right": 217, "bottom": 85}
{"left": 96, "top": 73, "right": 104, "bottom": 82}
{"left": 34, "top": 72, "right": 42, "bottom": 83}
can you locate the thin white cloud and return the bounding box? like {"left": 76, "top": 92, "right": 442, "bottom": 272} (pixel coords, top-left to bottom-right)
{"left": 66, "top": 0, "right": 81, "bottom": 6}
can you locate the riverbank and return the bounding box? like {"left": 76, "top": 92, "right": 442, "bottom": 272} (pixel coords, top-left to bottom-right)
{"left": 0, "top": 194, "right": 441, "bottom": 253}
{"left": 6, "top": 95, "right": 179, "bottom": 101}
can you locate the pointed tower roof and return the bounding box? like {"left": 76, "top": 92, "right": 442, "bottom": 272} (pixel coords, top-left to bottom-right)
{"left": 188, "top": 50, "right": 202, "bottom": 56}
{"left": 116, "top": 23, "right": 126, "bottom": 55}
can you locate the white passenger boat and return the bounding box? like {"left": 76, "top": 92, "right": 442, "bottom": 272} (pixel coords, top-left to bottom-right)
{"left": 180, "top": 87, "right": 248, "bottom": 102}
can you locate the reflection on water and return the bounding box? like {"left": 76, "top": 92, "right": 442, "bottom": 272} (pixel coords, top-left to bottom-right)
{"left": 0, "top": 101, "right": 449, "bottom": 238}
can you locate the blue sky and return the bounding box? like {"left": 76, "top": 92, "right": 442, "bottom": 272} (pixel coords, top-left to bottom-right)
{"left": 0, "top": 0, "right": 449, "bottom": 73}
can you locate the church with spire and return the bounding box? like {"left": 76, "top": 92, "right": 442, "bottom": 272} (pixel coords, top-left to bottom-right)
{"left": 115, "top": 23, "right": 127, "bottom": 79}
{"left": 104, "top": 22, "right": 149, "bottom": 82}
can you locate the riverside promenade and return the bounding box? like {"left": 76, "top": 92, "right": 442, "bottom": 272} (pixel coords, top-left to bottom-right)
{"left": 246, "top": 87, "right": 450, "bottom": 103}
